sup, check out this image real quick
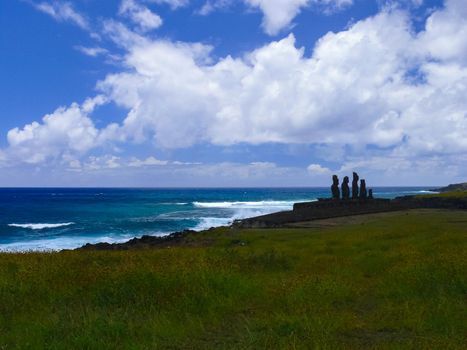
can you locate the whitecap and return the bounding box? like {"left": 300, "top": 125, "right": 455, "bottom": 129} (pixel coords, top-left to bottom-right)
{"left": 193, "top": 217, "right": 232, "bottom": 231}
{"left": 192, "top": 199, "right": 316, "bottom": 231}
{"left": 0, "top": 232, "right": 169, "bottom": 252}
{"left": 8, "top": 222, "right": 74, "bottom": 230}
{"left": 192, "top": 199, "right": 312, "bottom": 209}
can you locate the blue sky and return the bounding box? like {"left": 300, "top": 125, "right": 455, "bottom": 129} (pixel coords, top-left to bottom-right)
{"left": 0, "top": 0, "right": 466, "bottom": 187}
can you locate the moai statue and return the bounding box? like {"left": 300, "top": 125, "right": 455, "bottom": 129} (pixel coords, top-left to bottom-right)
{"left": 341, "top": 176, "right": 350, "bottom": 199}
{"left": 360, "top": 179, "right": 367, "bottom": 199}
{"left": 368, "top": 189, "right": 373, "bottom": 199}
{"left": 331, "top": 175, "right": 340, "bottom": 199}
{"left": 352, "top": 172, "right": 359, "bottom": 199}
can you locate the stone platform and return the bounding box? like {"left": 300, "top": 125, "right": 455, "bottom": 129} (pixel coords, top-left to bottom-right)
{"left": 235, "top": 198, "right": 401, "bottom": 228}
{"left": 234, "top": 196, "right": 467, "bottom": 229}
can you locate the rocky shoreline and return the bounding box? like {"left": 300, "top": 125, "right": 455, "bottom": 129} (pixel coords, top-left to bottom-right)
{"left": 76, "top": 193, "right": 467, "bottom": 251}
{"left": 76, "top": 176, "right": 467, "bottom": 251}
{"left": 77, "top": 229, "right": 201, "bottom": 251}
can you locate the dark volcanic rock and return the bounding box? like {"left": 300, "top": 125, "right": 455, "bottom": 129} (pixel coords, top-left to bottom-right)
{"left": 77, "top": 230, "right": 198, "bottom": 251}
{"left": 331, "top": 175, "right": 340, "bottom": 199}
{"left": 352, "top": 172, "right": 359, "bottom": 199}
{"left": 359, "top": 179, "right": 367, "bottom": 199}
{"left": 342, "top": 176, "right": 350, "bottom": 200}
{"left": 368, "top": 189, "right": 373, "bottom": 199}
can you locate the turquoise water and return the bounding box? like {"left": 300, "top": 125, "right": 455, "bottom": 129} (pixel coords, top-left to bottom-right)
{"left": 0, "top": 187, "right": 434, "bottom": 251}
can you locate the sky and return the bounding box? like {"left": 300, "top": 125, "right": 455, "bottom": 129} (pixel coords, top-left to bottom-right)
{"left": 0, "top": 0, "right": 466, "bottom": 187}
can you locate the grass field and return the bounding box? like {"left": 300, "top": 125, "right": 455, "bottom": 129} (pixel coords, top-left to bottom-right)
{"left": 1, "top": 209, "right": 466, "bottom": 349}
{"left": 418, "top": 190, "right": 467, "bottom": 199}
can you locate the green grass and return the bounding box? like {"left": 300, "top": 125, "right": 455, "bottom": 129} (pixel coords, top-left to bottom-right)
{"left": 417, "top": 190, "right": 467, "bottom": 199}
{"left": 1, "top": 209, "right": 466, "bottom": 349}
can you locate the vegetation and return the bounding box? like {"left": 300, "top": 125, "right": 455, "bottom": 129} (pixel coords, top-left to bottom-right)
{"left": 1, "top": 209, "right": 466, "bottom": 349}
{"left": 433, "top": 182, "right": 467, "bottom": 193}
{"left": 417, "top": 190, "right": 467, "bottom": 199}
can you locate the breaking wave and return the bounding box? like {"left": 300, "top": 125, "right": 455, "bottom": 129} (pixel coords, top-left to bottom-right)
{"left": 191, "top": 199, "right": 315, "bottom": 231}
{"left": 0, "top": 234, "right": 162, "bottom": 252}
{"left": 192, "top": 200, "right": 312, "bottom": 209}
{"left": 8, "top": 223, "right": 75, "bottom": 230}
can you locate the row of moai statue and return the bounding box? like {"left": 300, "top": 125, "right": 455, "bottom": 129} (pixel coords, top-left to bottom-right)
{"left": 331, "top": 172, "right": 373, "bottom": 200}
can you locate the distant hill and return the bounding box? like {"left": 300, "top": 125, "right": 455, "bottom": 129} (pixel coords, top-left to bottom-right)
{"left": 433, "top": 182, "right": 467, "bottom": 192}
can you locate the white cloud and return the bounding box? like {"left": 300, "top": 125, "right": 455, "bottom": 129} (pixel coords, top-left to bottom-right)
{"left": 128, "top": 156, "right": 169, "bottom": 167}
{"left": 74, "top": 46, "right": 108, "bottom": 57}
{"left": 32, "top": 1, "right": 89, "bottom": 29}
{"left": 6, "top": 96, "right": 107, "bottom": 164}
{"left": 119, "top": 0, "right": 163, "bottom": 32}
{"left": 99, "top": 11, "right": 407, "bottom": 147}
{"left": 6, "top": 0, "right": 467, "bottom": 183}
{"left": 69, "top": 155, "right": 123, "bottom": 171}
{"left": 307, "top": 164, "right": 331, "bottom": 175}
{"left": 244, "top": 0, "right": 353, "bottom": 35}
{"left": 96, "top": 3, "right": 465, "bottom": 156}
{"left": 175, "top": 161, "right": 292, "bottom": 181}
{"left": 149, "top": 0, "right": 190, "bottom": 9}
{"left": 197, "top": 0, "right": 353, "bottom": 34}
{"left": 417, "top": 0, "right": 467, "bottom": 63}
{"left": 313, "top": 0, "right": 354, "bottom": 13}
{"left": 102, "top": 20, "right": 149, "bottom": 49}
{"left": 95, "top": 2, "right": 467, "bottom": 172}
{"left": 66, "top": 155, "right": 198, "bottom": 172}
{"left": 379, "top": 0, "right": 424, "bottom": 9}
{"left": 197, "top": 0, "right": 233, "bottom": 15}
{"left": 244, "top": 0, "right": 309, "bottom": 35}
{"left": 55, "top": 159, "right": 309, "bottom": 187}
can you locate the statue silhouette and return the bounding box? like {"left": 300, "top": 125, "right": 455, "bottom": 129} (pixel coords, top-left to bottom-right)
{"left": 360, "top": 179, "right": 367, "bottom": 199}
{"left": 352, "top": 172, "right": 359, "bottom": 199}
{"left": 341, "top": 176, "right": 350, "bottom": 199}
{"left": 331, "top": 175, "right": 340, "bottom": 199}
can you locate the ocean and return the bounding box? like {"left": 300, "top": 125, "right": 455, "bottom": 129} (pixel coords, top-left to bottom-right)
{"left": 0, "top": 187, "right": 435, "bottom": 251}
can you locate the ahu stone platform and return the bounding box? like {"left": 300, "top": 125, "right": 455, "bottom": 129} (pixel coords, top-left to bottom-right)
{"left": 234, "top": 196, "right": 467, "bottom": 229}
{"left": 234, "top": 198, "right": 401, "bottom": 228}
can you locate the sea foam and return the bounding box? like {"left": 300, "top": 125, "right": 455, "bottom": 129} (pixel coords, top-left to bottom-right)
{"left": 8, "top": 222, "right": 74, "bottom": 230}
{"left": 192, "top": 200, "right": 311, "bottom": 209}
{"left": 192, "top": 199, "right": 315, "bottom": 231}
{"left": 0, "top": 232, "right": 168, "bottom": 252}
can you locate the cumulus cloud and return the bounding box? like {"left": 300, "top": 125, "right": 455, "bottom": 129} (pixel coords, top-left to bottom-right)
{"left": 245, "top": 0, "right": 309, "bottom": 35}
{"left": 6, "top": 0, "right": 467, "bottom": 183}
{"left": 95, "top": 1, "right": 467, "bottom": 175}
{"left": 244, "top": 0, "right": 353, "bottom": 35}
{"left": 6, "top": 96, "right": 108, "bottom": 164}
{"left": 307, "top": 164, "right": 332, "bottom": 175}
{"left": 94, "top": 12, "right": 407, "bottom": 146}
{"left": 197, "top": 0, "right": 352, "bottom": 34}
{"left": 119, "top": 0, "right": 163, "bottom": 32}
{"left": 32, "top": 1, "right": 89, "bottom": 29}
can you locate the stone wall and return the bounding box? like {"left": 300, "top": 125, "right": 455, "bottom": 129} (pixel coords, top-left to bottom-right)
{"left": 236, "top": 198, "right": 404, "bottom": 229}
{"left": 235, "top": 195, "right": 467, "bottom": 229}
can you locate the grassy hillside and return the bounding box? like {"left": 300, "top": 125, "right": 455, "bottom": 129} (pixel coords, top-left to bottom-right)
{"left": 1, "top": 209, "right": 466, "bottom": 349}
